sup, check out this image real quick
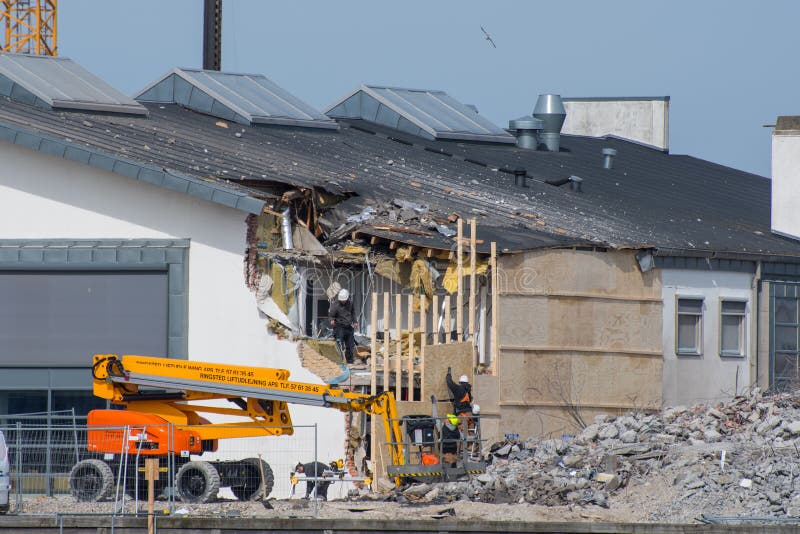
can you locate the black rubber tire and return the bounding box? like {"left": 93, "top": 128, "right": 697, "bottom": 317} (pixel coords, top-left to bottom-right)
{"left": 175, "top": 461, "right": 220, "bottom": 503}
{"left": 69, "top": 459, "right": 114, "bottom": 502}
{"left": 230, "top": 458, "right": 274, "bottom": 501}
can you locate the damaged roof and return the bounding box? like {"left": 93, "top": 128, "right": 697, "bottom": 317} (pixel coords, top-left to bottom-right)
{"left": 0, "top": 94, "right": 797, "bottom": 258}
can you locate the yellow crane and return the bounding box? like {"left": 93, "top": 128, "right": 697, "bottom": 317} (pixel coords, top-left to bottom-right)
{"left": 1, "top": 0, "right": 57, "bottom": 55}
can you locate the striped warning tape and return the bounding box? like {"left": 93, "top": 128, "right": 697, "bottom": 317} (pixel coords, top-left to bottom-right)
{"left": 396, "top": 472, "right": 443, "bottom": 477}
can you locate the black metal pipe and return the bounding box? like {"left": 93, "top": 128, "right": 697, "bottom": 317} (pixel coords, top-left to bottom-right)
{"left": 203, "top": 0, "right": 222, "bottom": 71}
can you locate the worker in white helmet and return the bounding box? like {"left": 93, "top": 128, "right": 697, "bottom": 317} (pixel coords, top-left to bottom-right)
{"left": 329, "top": 288, "right": 358, "bottom": 364}
{"left": 445, "top": 367, "right": 473, "bottom": 432}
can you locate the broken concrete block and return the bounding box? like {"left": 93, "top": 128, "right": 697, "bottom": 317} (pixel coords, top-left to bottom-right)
{"left": 402, "top": 483, "right": 432, "bottom": 498}
{"left": 703, "top": 428, "right": 722, "bottom": 442}
{"left": 620, "top": 430, "right": 637, "bottom": 443}
{"left": 787, "top": 421, "right": 800, "bottom": 435}
{"left": 598, "top": 424, "right": 619, "bottom": 440}
{"left": 579, "top": 424, "right": 600, "bottom": 442}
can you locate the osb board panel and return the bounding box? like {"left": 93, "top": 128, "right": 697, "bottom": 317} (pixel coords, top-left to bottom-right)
{"left": 423, "top": 342, "right": 473, "bottom": 403}
{"left": 372, "top": 400, "right": 430, "bottom": 482}
{"left": 498, "top": 249, "right": 660, "bottom": 299}
{"left": 498, "top": 350, "right": 662, "bottom": 409}
{"left": 474, "top": 374, "right": 499, "bottom": 415}
{"left": 499, "top": 295, "right": 662, "bottom": 352}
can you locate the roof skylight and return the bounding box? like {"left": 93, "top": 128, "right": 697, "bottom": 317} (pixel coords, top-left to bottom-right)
{"left": 136, "top": 68, "right": 338, "bottom": 130}
{"left": 325, "top": 85, "right": 514, "bottom": 144}
{"left": 0, "top": 52, "right": 148, "bottom": 116}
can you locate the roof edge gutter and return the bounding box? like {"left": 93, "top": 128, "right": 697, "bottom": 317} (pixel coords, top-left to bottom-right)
{"left": 651, "top": 247, "right": 800, "bottom": 263}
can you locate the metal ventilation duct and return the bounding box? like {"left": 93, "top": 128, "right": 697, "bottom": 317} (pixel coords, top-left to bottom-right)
{"left": 533, "top": 94, "right": 566, "bottom": 152}
{"left": 509, "top": 116, "right": 544, "bottom": 149}
{"left": 602, "top": 148, "right": 617, "bottom": 169}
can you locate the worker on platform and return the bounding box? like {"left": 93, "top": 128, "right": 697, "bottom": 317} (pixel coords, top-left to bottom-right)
{"left": 446, "top": 367, "right": 473, "bottom": 422}
{"left": 441, "top": 413, "right": 462, "bottom": 464}
{"left": 294, "top": 461, "right": 332, "bottom": 500}
{"left": 329, "top": 288, "right": 359, "bottom": 364}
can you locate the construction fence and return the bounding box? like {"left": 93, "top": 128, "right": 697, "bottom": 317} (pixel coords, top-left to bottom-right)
{"left": 0, "top": 412, "right": 323, "bottom": 516}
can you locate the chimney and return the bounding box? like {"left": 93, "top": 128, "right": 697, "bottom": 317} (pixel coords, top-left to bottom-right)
{"left": 602, "top": 148, "right": 617, "bottom": 169}
{"left": 203, "top": 0, "right": 222, "bottom": 71}
{"left": 533, "top": 94, "right": 566, "bottom": 152}
{"left": 509, "top": 116, "right": 544, "bottom": 149}
{"left": 772, "top": 116, "right": 800, "bottom": 240}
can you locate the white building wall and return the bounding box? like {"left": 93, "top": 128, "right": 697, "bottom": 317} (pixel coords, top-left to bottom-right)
{"left": 0, "top": 142, "right": 345, "bottom": 497}
{"left": 661, "top": 269, "right": 753, "bottom": 407}
{"left": 562, "top": 98, "right": 669, "bottom": 150}
{"left": 772, "top": 130, "right": 800, "bottom": 240}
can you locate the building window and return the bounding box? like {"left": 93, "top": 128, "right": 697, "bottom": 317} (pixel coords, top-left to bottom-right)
{"left": 720, "top": 300, "right": 746, "bottom": 357}
{"left": 774, "top": 294, "right": 800, "bottom": 389}
{"left": 676, "top": 298, "right": 703, "bottom": 355}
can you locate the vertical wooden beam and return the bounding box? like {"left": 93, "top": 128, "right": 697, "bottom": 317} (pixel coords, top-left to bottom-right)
{"left": 457, "top": 218, "right": 463, "bottom": 342}
{"left": 469, "top": 218, "right": 476, "bottom": 344}
{"left": 395, "top": 293, "right": 402, "bottom": 399}
{"left": 432, "top": 294, "right": 440, "bottom": 345}
{"left": 491, "top": 242, "right": 499, "bottom": 376}
{"left": 370, "top": 292, "right": 378, "bottom": 396}
{"left": 444, "top": 295, "right": 451, "bottom": 344}
{"left": 369, "top": 293, "right": 378, "bottom": 488}
{"left": 407, "top": 294, "right": 415, "bottom": 400}
{"left": 420, "top": 294, "right": 427, "bottom": 400}
{"left": 383, "top": 292, "right": 390, "bottom": 392}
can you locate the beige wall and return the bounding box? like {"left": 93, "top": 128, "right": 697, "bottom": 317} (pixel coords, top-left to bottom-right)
{"left": 490, "top": 249, "right": 663, "bottom": 439}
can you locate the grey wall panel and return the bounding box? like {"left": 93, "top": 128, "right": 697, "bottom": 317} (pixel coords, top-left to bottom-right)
{"left": 0, "top": 271, "right": 168, "bottom": 366}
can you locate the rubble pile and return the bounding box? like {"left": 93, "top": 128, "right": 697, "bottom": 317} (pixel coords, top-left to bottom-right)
{"left": 385, "top": 388, "right": 800, "bottom": 522}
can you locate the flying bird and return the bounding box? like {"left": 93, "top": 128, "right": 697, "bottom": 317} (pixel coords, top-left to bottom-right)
{"left": 480, "top": 26, "right": 497, "bottom": 48}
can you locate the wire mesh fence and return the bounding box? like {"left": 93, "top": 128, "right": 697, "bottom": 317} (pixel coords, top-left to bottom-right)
{"left": 0, "top": 418, "right": 321, "bottom": 516}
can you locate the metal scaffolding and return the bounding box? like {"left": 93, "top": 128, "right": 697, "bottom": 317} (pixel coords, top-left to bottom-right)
{"left": 1, "top": 0, "right": 57, "bottom": 56}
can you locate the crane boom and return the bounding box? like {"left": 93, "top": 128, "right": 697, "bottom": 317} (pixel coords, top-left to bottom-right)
{"left": 1, "top": 0, "right": 57, "bottom": 55}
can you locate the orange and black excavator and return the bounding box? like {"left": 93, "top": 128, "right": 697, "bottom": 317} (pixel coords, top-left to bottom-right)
{"left": 69, "top": 354, "right": 404, "bottom": 503}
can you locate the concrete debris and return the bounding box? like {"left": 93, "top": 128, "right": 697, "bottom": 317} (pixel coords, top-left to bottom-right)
{"left": 369, "top": 388, "right": 800, "bottom": 521}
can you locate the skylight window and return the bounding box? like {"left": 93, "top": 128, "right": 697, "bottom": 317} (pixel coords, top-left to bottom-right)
{"left": 0, "top": 52, "right": 147, "bottom": 116}
{"left": 136, "top": 68, "right": 338, "bottom": 130}
{"left": 326, "top": 85, "right": 514, "bottom": 144}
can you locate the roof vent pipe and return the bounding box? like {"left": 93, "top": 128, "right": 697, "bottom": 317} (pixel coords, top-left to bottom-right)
{"left": 602, "top": 148, "right": 617, "bottom": 169}
{"left": 509, "top": 116, "right": 544, "bottom": 149}
{"left": 569, "top": 175, "right": 583, "bottom": 193}
{"left": 513, "top": 167, "right": 528, "bottom": 187}
{"left": 281, "top": 207, "right": 294, "bottom": 250}
{"left": 533, "top": 94, "right": 566, "bottom": 152}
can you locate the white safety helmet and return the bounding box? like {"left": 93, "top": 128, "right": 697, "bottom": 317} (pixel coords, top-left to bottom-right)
{"left": 472, "top": 404, "right": 481, "bottom": 415}
{"left": 338, "top": 288, "right": 350, "bottom": 301}
{"left": 459, "top": 374, "right": 469, "bottom": 384}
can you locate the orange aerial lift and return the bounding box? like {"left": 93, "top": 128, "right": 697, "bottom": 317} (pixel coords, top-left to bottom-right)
{"left": 71, "top": 354, "right": 405, "bottom": 503}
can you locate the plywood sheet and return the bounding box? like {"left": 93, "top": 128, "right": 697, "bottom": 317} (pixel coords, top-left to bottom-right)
{"left": 499, "top": 249, "right": 660, "bottom": 299}
{"left": 499, "top": 295, "right": 662, "bottom": 352}
{"left": 474, "top": 374, "right": 499, "bottom": 415}
{"left": 422, "top": 342, "right": 473, "bottom": 404}
{"left": 498, "top": 350, "right": 661, "bottom": 409}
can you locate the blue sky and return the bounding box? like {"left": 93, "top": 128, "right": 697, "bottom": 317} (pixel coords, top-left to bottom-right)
{"left": 60, "top": 1, "right": 799, "bottom": 177}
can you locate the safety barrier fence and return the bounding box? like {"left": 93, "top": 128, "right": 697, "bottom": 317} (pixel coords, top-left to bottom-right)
{"left": 0, "top": 419, "right": 322, "bottom": 517}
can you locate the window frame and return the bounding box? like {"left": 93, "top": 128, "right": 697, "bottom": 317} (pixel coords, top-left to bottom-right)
{"left": 719, "top": 298, "right": 747, "bottom": 358}
{"left": 675, "top": 296, "right": 704, "bottom": 356}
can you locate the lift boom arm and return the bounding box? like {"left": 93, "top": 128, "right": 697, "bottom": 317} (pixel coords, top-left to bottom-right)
{"left": 91, "top": 354, "right": 405, "bottom": 469}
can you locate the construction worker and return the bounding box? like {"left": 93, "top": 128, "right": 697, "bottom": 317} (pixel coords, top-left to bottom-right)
{"left": 329, "top": 288, "right": 358, "bottom": 364}
{"left": 441, "top": 413, "right": 462, "bottom": 464}
{"left": 294, "top": 461, "right": 332, "bottom": 500}
{"left": 445, "top": 367, "right": 473, "bottom": 423}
